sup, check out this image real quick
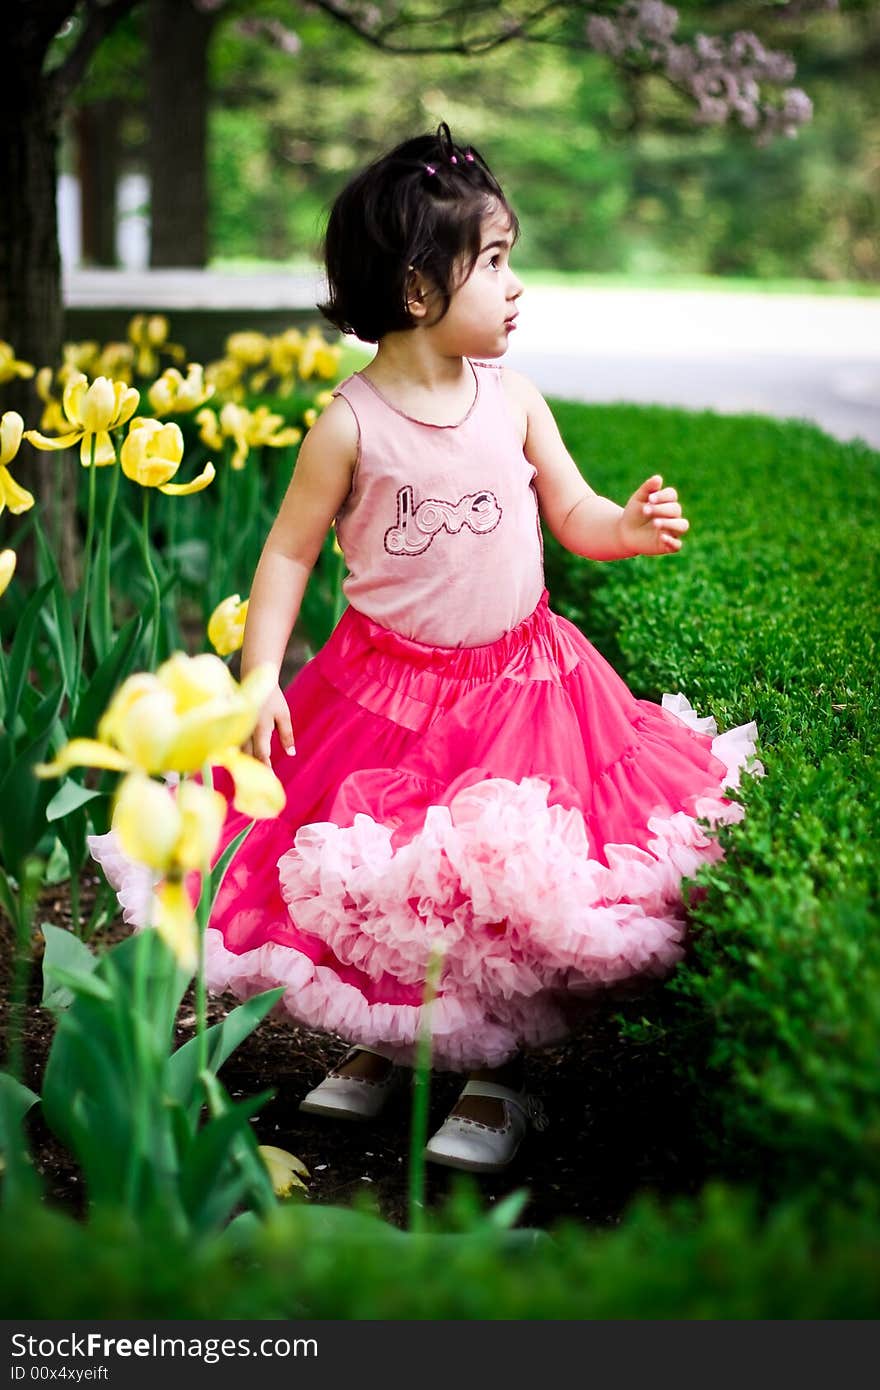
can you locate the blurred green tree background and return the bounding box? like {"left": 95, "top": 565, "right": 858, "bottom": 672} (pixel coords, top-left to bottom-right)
{"left": 69, "top": 1, "right": 879, "bottom": 282}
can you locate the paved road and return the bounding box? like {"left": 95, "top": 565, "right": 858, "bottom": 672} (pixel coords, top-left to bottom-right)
{"left": 67, "top": 271, "right": 880, "bottom": 450}
{"left": 505, "top": 286, "right": 880, "bottom": 451}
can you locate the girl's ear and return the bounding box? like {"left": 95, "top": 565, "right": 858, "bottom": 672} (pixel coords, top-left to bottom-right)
{"left": 405, "top": 266, "right": 431, "bottom": 319}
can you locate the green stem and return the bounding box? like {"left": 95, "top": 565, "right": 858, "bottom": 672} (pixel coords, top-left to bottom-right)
{"left": 52, "top": 453, "right": 64, "bottom": 560}
{"left": 166, "top": 490, "right": 178, "bottom": 563}
{"left": 69, "top": 870, "right": 81, "bottom": 940}
{"left": 4, "top": 857, "right": 45, "bottom": 1083}
{"left": 73, "top": 436, "right": 98, "bottom": 717}
{"left": 100, "top": 456, "right": 121, "bottom": 649}
{"left": 161, "top": 496, "right": 180, "bottom": 656}
{"left": 195, "top": 764, "right": 214, "bottom": 1080}
{"left": 141, "top": 490, "right": 162, "bottom": 670}
{"left": 331, "top": 543, "right": 346, "bottom": 628}
{"left": 407, "top": 946, "right": 444, "bottom": 1235}
{"left": 125, "top": 923, "right": 153, "bottom": 1213}
{"left": 215, "top": 456, "right": 231, "bottom": 608}
{"left": 84, "top": 876, "right": 115, "bottom": 941}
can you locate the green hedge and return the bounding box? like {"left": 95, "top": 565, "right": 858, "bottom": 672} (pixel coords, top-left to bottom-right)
{"left": 544, "top": 402, "right": 880, "bottom": 1198}
{"left": 2, "top": 1182, "right": 878, "bottom": 1319}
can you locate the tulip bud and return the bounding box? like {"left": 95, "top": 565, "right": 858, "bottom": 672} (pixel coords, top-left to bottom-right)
{"left": 0, "top": 549, "right": 16, "bottom": 597}
{"left": 208, "top": 594, "right": 249, "bottom": 657}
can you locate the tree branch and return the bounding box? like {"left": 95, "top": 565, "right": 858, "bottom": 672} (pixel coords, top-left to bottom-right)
{"left": 47, "top": 0, "right": 142, "bottom": 111}
{"left": 304, "top": 0, "right": 571, "bottom": 56}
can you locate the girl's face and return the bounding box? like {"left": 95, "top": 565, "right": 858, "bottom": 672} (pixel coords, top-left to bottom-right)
{"left": 419, "top": 203, "right": 524, "bottom": 358}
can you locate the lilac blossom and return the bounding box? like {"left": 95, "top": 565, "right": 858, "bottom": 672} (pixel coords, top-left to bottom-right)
{"left": 585, "top": 1, "right": 815, "bottom": 142}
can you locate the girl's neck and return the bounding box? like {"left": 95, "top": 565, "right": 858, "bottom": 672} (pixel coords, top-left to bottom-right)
{"left": 357, "top": 332, "right": 478, "bottom": 427}
{"left": 365, "top": 333, "right": 470, "bottom": 392}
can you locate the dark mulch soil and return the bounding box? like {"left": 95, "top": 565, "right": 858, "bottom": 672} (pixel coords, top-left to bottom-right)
{"left": 2, "top": 869, "right": 717, "bottom": 1233}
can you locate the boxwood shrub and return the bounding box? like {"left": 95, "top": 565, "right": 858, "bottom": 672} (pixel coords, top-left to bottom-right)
{"left": 544, "top": 402, "right": 879, "bottom": 1199}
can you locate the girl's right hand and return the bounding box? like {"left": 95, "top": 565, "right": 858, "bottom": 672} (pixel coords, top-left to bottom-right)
{"left": 245, "top": 684, "right": 296, "bottom": 766}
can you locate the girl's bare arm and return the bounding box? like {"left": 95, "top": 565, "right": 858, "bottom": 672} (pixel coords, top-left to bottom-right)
{"left": 241, "top": 394, "right": 358, "bottom": 760}
{"left": 502, "top": 368, "right": 688, "bottom": 560}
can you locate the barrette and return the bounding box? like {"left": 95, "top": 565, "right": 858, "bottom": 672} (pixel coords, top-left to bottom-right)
{"left": 424, "top": 163, "right": 437, "bottom": 176}
{"left": 464, "top": 150, "right": 475, "bottom": 163}
{"left": 450, "top": 154, "right": 458, "bottom": 164}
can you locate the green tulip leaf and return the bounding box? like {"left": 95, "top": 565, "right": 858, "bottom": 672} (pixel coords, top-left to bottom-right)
{"left": 70, "top": 612, "right": 143, "bottom": 740}
{"left": 207, "top": 821, "right": 255, "bottom": 917}
{"left": 40, "top": 925, "right": 98, "bottom": 1013}
{"left": 46, "top": 780, "right": 105, "bottom": 823}
{"left": 2, "top": 579, "right": 54, "bottom": 742}
{"left": 166, "top": 986, "right": 284, "bottom": 1120}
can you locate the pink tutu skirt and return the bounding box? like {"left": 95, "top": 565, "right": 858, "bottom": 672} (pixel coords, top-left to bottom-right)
{"left": 92, "top": 589, "right": 760, "bottom": 1069}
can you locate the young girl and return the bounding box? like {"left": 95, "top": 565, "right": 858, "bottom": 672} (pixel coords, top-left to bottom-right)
{"left": 96, "top": 123, "right": 759, "bottom": 1174}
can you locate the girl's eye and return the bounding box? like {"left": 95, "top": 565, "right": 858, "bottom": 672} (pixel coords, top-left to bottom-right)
{"left": 489, "top": 254, "right": 501, "bottom": 270}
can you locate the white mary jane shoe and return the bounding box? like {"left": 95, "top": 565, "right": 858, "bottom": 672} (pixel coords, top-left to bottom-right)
{"left": 424, "top": 1080, "right": 548, "bottom": 1174}
{"left": 298, "top": 1046, "right": 403, "bottom": 1122}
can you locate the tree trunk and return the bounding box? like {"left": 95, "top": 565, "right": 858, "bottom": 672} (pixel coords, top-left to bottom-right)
{"left": 148, "top": 0, "right": 216, "bottom": 267}
{"left": 76, "top": 100, "right": 122, "bottom": 267}
{"left": 0, "top": 65, "right": 78, "bottom": 587}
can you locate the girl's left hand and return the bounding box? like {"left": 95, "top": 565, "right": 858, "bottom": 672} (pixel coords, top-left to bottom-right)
{"left": 618, "top": 474, "right": 689, "bottom": 556}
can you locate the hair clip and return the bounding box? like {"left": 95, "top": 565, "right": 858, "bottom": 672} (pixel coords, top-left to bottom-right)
{"left": 449, "top": 154, "right": 458, "bottom": 164}
{"left": 464, "top": 150, "right": 475, "bottom": 163}
{"left": 424, "top": 163, "right": 437, "bottom": 176}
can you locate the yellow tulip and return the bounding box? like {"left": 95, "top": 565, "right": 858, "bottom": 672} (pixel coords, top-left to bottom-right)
{"left": 153, "top": 878, "right": 198, "bottom": 973}
{"left": 98, "top": 673, "right": 178, "bottom": 765}
{"left": 148, "top": 363, "right": 214, "bottom": 416}
{"left": 0, "top": 549, "right": 16, "bottom": 597}
{"left": 219, "top": 402, "right": 251, "bottom": 470}
{"left": 94, "top": 342, "right": 135, "bottom": 384}
{"left": 128, "top": 315, "right": 185, "bottom": 378}
{"left": 195, "top": 406, "right": 223, "bottom": 451}
{"left": 208, "top": 593, "right": 249, "bottom": 657}
{"left": 114, "top": 772, "right": 182, "bottom": 870}
{"left": 204, "top": 358, "right": 245, "bottom": 402}
{"left": 120, "top": 417, "right": 215, "bottom": 495}
{"left": 298, "top": 331, "right": 341, "bottom": 381}
{"left": 36, "top": 736, "right": 132, "bottom": 777}
{"left": 316, "top": 389, "right": 334, "bottom": 409}
{"left": 25, "top": 372, "right": 140, "bottom": 467}
{"left": 212, "top": 747, "right": 286, "bottom": 818}
{"left": 174, "top": 779, "right": 227, "bottom": 871}
{"left": 62, "top": 341, "right": 100, "bottom": 377}
{"left": 269, "top": 328, "right": 302, "bottom": 371}
{"left": 158, "top": 651, "right": 241, "bottom": 712}
{"left": 210, "top": 403, "right": 302, "bottom": 471}
{"left": 0, "top": 341, "right": 35, "bottom": 384}
{"left": 257, "top": 1145, "right": 309, "bottom": 1197}
{"left": 247, "top": 406, "right": 302, "bottom": 450}
{"left": 302, "top": 408, "right": 317, "bottom": 430}
{"left": 36, "top": 655, "right": 281, "bottom": 809}
{"left": 226, "top": 332, "right": 269, "bottom": 367}
{"left": 0, "top": 413, "right": 35, "bottom": 517}
{"left": 267, "top": 329, "right": 305, "bottom": 395}
{"left": 114, "top": 771, "right": 227, "bottom": 875}
{"left": 0, "top": 411, "right": 23, "bottom": 466}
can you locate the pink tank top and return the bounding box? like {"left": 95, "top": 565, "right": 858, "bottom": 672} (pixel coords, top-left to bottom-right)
{"left": 332, "top": 359, "right": 545, "bottom": 648}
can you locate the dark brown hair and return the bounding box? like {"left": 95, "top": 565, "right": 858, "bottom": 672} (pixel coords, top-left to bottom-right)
{"left": 319, "top": 122, "right": 519, "bottom": 343}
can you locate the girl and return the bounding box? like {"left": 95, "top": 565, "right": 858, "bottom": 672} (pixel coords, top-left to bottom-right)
{"left": 96, "top": 123, "right": 759, "bottom": 1175}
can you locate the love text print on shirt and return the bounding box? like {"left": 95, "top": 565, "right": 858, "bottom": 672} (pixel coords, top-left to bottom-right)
{"left": 384, "top": 484, "right": 502, "bottom": 556}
